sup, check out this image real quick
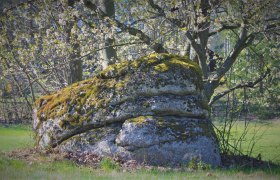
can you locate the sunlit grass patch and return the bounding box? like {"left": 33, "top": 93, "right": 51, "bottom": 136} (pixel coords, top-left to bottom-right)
{"left": 0, "top": 121, "right": 280, "bottom": 179}
{"left": 0, "top": 124, "right": 34, "bottom": 152}
{"left": 1, "top": 158, "right": 278, "bottom": 180}
{"left": 214, "top": 119, "right": 280, "bottom": 164}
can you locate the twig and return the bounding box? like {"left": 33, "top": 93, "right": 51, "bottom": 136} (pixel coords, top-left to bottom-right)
{"left": 209, "top": 68, "right": 271, "bottom": 106}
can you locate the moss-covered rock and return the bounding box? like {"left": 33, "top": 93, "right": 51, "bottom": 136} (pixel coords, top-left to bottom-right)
{"left": 115, "top": 116, "right": 220, "bottom": 166}
{"left": 33, "top": 53, "right": 220, "bottom": 167}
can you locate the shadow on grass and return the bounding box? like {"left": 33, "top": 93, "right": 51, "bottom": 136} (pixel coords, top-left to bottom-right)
{"left": 220, "top": 153, "right": 280, "bottom": 175}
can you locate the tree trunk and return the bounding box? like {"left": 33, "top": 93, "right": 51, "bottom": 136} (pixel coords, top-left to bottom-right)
{"left": 100, "top": 37, "right": 117, "bottom": 69}
{"left": 96, "top": 0, "right": 117, "bottom": 69}
{"left": 69, "top": 43, "right": 83, "bottom": 84}
{"left": 66, "top": 26, "right": 83, "bottom": 84}
{"left": 67, "top": 0, "right": 83, "bottom": 85}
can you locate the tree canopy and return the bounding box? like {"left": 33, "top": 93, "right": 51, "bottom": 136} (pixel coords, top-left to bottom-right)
{"left": 0, "top": 0, "right": 279, "bottom": 110}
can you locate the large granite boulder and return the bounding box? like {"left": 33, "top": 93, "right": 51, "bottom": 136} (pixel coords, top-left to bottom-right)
{"left": 33, "top": 53, "right": 221, "bottom": 167}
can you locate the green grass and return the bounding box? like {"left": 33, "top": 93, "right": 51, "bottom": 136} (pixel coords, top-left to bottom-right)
{"left": 214, "top": 120, "right": 280, "bottom": 164}
{"left": 0, "top": 125, "right": 34, "bottom": 152}
{"left": 0, "top": 157, "right": 101, "bottom": 180}
{"left": 0, "top": 156, "right": 278, "bottom": 180}
{"left": 0, "top": 121, "right": 280, "bottom": 179}
{"left": 239, "top": 120, "right": 280, "bottom": 163}
{"left": 100, "top": 157, "right": 120, "bottom": 171}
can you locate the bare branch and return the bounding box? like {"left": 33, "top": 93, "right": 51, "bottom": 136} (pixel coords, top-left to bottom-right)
{"left": 209, "top": 24, "right": 241, "bottom": 37}
{"left": 209, "top": 68, "right": 271, "bottom": 106}
{"left": 0, "top": 53, "right": 33, "bottom": 108}
{"left": 80, "top": 41, "right": 144, "bottom": 59}
{"left": 1, "top": 0, "right": 33, "bottom": 13}
{"left": 114, "top": 19, "right": 168, "bottom": 53}
{"left": 185, "top": 30, "right": 202, "bottom": 55}
{"left": 147, "top": 0, "right": 165, "bottom": 16}
{"left": 83, "top": 0, "right": 167, "bottom": 53}
{"left": 216, "top": 24, "right": 250, "bottom": 79}
{"left": 48, "top": 118, "right": 126, "bottom": 148}
{"left": 147, "top": 0, "right": 210, "bottom": 77}
{"left": 35, "top": 41, "right": 144, "bottom": 70}
{"left": 204, "top": 25, "right": 255, "bottom": 98}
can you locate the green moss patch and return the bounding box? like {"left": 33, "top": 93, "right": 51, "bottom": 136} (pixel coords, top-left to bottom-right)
{"left": 35, "top": 53, "right": 202, "bottom": 129}
{"left": 127, "top": 116, "right": 215, "bottom": 140}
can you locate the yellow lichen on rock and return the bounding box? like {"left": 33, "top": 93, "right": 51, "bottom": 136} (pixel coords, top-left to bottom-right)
{"left": 34, "top": 53, "right": 221, "bottom": 167}
{"left": 154, "top": 63, "right": 169, "bottom": 72}
{"left": 35, "top": 53, "right": 202, "bottom": 128}
{"left": 127, "top": 116, "right": 153, "bottom": 124}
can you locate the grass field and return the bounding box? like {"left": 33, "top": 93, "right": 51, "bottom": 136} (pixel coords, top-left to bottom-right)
{"left": 214, "top": 120, "right": 280, "bottom": 164}
{"left": 0, "top": 120, "right": 280, "bottom": 179}
{"left": 0, "top": 125, "right": 33, "bottom": 152}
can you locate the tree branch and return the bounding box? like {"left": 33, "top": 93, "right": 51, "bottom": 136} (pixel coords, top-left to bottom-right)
{"left": 114, "top": 19, "right": 167, "bottom": 53}
{"left": 1, "top": 0, "right": 33, "bottom": 13}
{"left": 216, "top": 24, "right": 250, "bottom": 79}
{"left": 209, "top": 24, "right": 241, "bottom": 37}
{"left": 147, "top": 0, "right": 165, "bottom": 16}
{"left": 204, "top": 25, "right": 255, "bottom": 98}
{"left": 147, "top": 0, "right": 209, "bottom": 74}
{"left": 185, "top": 30, "right": 202, "bottom": 55}
{"left": 147, "top": 0, "right": 186, "bottom": 28}
{"left": 83, "top": 0, "right": 167, "bottom": 53}
{"left": 209, "top": 68, "right": 271, "bottom": 106}
{"left": 80, "top": 41, "right": 144, "bottom": 59}
{"left": 35, "top": 41, "right": 144, "bottom": 70}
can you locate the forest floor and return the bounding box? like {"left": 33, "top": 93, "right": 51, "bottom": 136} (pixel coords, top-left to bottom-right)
{"left": 0, "top": 119, "right": 280, "bottom": 179}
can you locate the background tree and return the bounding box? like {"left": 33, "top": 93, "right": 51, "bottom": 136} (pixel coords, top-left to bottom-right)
{"left": 0, "top": 0, "right": 279, "bottom": 122}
